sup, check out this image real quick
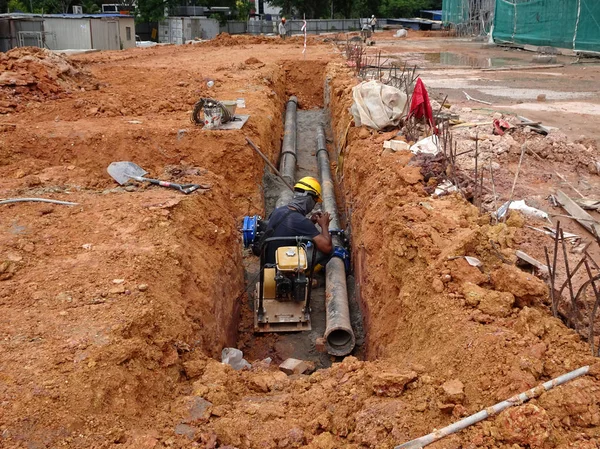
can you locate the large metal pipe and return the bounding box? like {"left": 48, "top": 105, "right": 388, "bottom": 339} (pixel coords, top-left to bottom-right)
{"left": 317, "top": 125, "right": 356, "bottom": 356}
{"left": 276, "top": 96, "right": 298, "bottom": 207}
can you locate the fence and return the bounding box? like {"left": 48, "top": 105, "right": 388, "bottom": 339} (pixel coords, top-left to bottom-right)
{"left": 493, "top": 0, "right": 600, "bottom": 52}
{"left": 241, "top": 18, "right": 364, "bottom": 36}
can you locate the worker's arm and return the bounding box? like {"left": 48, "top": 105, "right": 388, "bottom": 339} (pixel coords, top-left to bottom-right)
{"left": 311, "top": 212, "right": 333, "bottom": 254}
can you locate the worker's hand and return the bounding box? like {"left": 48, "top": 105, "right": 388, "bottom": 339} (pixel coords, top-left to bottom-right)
{"left": 310, "top": 211, "right": 322, "bottom": 224}
{"left": 316, "top": 212, "right": 331, "bottom": 228}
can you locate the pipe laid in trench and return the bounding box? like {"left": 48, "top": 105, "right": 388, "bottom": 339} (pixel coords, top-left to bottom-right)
{"left": 276, "top": 96, "right": 298, "bottom": 208}
{"left": 316, "top": 125, "right": 356, "bottom": 357}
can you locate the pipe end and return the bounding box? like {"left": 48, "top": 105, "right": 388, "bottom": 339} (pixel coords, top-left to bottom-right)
{"left": 325, "top": 327, "right": 356, "bottom": 357}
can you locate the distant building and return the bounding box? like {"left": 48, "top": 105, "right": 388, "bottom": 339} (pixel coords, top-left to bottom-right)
{"left": 0, "top": 13, "right": 135, "bottom": 52}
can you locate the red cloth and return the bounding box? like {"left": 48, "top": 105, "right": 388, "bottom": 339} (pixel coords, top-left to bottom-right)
{"left": 493, "top": 119, "right": 512, "bottom": 136}
{"left": 409, "top": 78, "right": 437, "bottom": 133}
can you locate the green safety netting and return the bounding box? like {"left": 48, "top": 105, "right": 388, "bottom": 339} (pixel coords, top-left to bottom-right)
{"left": 442, "top": 0, "right": 470, "bottom": 25}
{"left": 493, "top": 0, "right": 600, "bottom": 52}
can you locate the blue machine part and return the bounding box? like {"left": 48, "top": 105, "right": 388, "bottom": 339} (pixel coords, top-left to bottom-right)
{"left": 332, "top": 246, "right": 351, "bottom": 273}
{"left": 242, "top": 215, "right": 261, "bottom": 247}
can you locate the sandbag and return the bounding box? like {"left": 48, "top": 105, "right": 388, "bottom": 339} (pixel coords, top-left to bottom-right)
{"left": 350, "top": 80, "right": 408, "bottom": 130}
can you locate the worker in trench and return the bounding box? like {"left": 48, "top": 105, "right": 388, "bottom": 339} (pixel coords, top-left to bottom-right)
{"left": 264, "top": 177, "right": 333, "bottom": 268}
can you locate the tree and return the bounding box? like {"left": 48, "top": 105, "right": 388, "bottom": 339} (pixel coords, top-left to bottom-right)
{"left": 136, "top": 0, "right": 177, "bottom": 23}
{"left": 81, "top": 0, "right": 100, "bottom": 13}
{"left": 379, "top": 0, "right": 437, "bottom": 18}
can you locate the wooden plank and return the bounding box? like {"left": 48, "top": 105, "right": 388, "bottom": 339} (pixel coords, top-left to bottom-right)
{"left": 556, "top": 190, "right": 600, "bottom": 241}
{"left": 516, "top": 250, "right": 549, "bottom": 275}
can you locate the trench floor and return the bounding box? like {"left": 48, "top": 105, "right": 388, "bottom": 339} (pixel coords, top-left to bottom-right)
{"left": 237, "top": 108, "right": 364, "bottom": 368}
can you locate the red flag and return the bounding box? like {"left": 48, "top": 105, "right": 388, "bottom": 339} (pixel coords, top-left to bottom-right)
{"left": 409, "top": 78, "right": 437, "bottom": 133}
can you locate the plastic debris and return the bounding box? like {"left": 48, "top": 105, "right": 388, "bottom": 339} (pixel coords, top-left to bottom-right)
{"left": 434, "top": 180, "right": 457, "bottom": 197}
{"left": 495, "top": 200, "right": 550, "bottom": 221}
{"left": 221, "top": 348, "right": 251, "bottom": 371}
{"left": 410, "top": 135, "right": 440, "bottom": 156}
{"left": 395, "top": 29, "right": 408, "bottom": 38}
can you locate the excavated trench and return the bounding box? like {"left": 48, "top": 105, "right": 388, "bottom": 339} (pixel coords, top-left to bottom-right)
{"left": 236, "top": 61, "right": 365, "bottom": 368}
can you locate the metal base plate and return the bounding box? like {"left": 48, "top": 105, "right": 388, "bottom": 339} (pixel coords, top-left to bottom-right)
{"left": 254, "top": 298, "right": 311, "bottom": 333}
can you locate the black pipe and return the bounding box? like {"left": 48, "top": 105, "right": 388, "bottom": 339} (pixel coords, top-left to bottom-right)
{"left": 276, "top": 96, "right": 298, "bottom": 207}
{"left": 316, "top": 125, "right": 356, "bottom": 356}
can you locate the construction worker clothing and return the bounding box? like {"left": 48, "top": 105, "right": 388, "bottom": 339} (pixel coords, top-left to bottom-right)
{"left": 265, "top": 205, "right": 319, "bottom": 263}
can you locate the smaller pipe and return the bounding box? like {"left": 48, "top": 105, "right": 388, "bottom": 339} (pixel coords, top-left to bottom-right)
{"left": 0, "top": 198, "right": 79, "bottom": 206}
{"left": 395, "top": 365, "right": 590, "bottom": 449}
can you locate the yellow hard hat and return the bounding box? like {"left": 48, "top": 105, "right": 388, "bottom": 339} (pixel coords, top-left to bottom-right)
{"left": 294, "top": 176, "right": 322, "bottom": 202}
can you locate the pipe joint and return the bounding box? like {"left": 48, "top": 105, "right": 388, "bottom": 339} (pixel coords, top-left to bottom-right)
{"left": 332, "top": 246, "right": 351, "bottom": 273}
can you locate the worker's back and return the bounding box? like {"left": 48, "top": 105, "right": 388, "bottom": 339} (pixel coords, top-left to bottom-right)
{"left": 265, "top": 206, "right": 319, "bottom": 263}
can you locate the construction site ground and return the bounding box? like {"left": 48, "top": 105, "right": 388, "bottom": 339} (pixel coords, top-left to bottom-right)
{"left": 1, "top": 31, "right": 600, "bottom": 449}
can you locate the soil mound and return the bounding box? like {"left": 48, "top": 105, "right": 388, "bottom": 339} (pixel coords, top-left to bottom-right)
{"left": 0, "top": 47, "right": 95, "bottom": 113}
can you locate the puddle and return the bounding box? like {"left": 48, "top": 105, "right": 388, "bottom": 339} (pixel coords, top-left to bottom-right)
{"left": 424, "top": 51, "right": 525, "bottom": 68}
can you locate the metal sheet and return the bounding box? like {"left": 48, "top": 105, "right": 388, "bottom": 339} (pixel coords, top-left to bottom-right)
{"left": 43, "top": 17, "right": 92, "bottom": 50}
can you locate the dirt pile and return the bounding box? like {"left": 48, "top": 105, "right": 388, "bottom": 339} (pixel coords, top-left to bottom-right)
{"left": 0, "top": 47, "right": 96, "bottom": 113}
{"left": 203, "top": 32, "right": 307, "bottom": 47}
{"left": 326, "top": 62, "right": 600, "bottom": 448}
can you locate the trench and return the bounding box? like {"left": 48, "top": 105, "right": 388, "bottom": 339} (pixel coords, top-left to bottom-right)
{"left": 236, "top": 61, "right": 365, "bottom": 368}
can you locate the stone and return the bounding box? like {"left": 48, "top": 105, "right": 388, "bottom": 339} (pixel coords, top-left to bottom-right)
{"left": 183, "top": 360, "right": 206, "bottom": 378}
{"left": 372, "top": 371, "right": 418, "bottom": 397}
{"left": 494, "top": 403, "right": 551, "bottom": 448}
{"left": 279, "top": 358, "right": 313, "bottom": 375}
{"left": 491, "top": 265, "right": 548, "bottom": 307}
{"left": 249, "top": 370, "right": 288, "bottom": 392}
{"left": 137, "top": 284, "right": 149, "bottom": 292}
{"left": 109, "top": 285, "right": 126, "bottom": 294}
{"left": 442, "top": 379, "right": 465, "bottom": 404}
{"left": 432, "top": 277, "right": 444, "bottom": 293}
{"left": 462, "top": 283, "right": 515, "bottom": 317}
{"left": 358, "top": 127, "right": 371, "bottom": 139}
{"left": 438, "top": 402, "right": 456, "bottom": 414}
{"left": 112, "top": 279, "right": 125, "bottom": 284}
{"left": 315, "top": 337, "right": 327, "bottom": 353}
{"left": 182, "top": 396, "right": 212, "bottom": 424}
{"left": 174, "top": 423, "right": 198, "bottom": 440}
{"left": 537, "top": 94, "right": 547, "bottom": 102}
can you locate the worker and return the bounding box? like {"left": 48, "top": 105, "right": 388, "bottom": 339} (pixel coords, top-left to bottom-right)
{"left": 369, "top": 15, "right": 378, "bottom": 33}
{"left": 264, "top": 176, "right": 333, "bottom": 265}
{"left": 278, "top": 17, "right": 287, "bottom": 39}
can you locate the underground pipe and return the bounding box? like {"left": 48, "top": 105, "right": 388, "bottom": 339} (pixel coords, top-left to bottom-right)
{"left": 276, "top": 96, "right": 298, "bottom": 208}
{"left": 316, "top": 125, "right": 356, "bottom": 357}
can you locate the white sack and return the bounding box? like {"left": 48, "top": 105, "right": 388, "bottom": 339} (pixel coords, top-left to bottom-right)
{"left": 351, "top": 80, "right": 408, "bottom": 130}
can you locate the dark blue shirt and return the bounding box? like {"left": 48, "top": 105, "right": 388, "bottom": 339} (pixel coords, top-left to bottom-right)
{"left": 265, "top": 206, "right": 319, "bottom": 263}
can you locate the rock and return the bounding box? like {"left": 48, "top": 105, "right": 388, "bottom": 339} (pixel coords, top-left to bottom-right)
{"left": 437, "top": 402, "right": 455, "bottom": 414}
{"left": 109, "top": 285, "right": 126, "bottom": 294}
{"left": 125, "top": 185, "right": 136, "bottom": 192}
{"left": 442, "top": 379, "right": 465, "bottom": 404}
{"left": 537, "top": 94, "right": 547, "bottom": 102}
{"left": 183, "top": 360, "right": 206, "bottom": 378}
{"left": 24, "top": 175, "right": 41, "bottom": 187}
{"left": 449, "top": 258, "right": 487, "bottom": 286}
{"left": 279, "top": 358, "right": 313, "bottom": 375}
{"left": 490, "top": 264, "right": 547, "bottom": 307}
{"left": 358, "top": 127, "right": 371, "bottom": 139}
{"left": 315, "top": 337, "right": 327, "bottom": 353}
{"left": 39, "top": 205, "right": 54, "bottom": 215}
{"left": 432, "top": 277, "right": 444, "bottom": 293}
{"left": 174, "top": 423, "right": 198, "bottom": 440}
{"left": 112, "top": 279, "right": 125, "bottom": 284}
{"left": 463, "top": 283, "right": 516, "bottom": 317}
{"left": 182, "top": 396, "right": 212, "bottom": 424}
{"left": 494, "top": 403, "right": 552, "bottom": 448}
{"left": 137, "top": 284, "right": 149, "bottom": 292}
{"left": 398, "top": 166, "right": 423, "bottom": 185}
{"left": 372, "top": 371, "right": 418, "bottom": 397}
{"left": 249, "top": 370, "right": 288, "bottom": 392}
{"left": 514, "top": 307, "right": 548, "bottom": 338}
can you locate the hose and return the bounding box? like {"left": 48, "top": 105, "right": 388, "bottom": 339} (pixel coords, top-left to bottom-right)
{"left": 191, "top": 98, "right": 233, "bottom": 125}
{"left": 0, "top": 198, "right": 79, "bottom": 206}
